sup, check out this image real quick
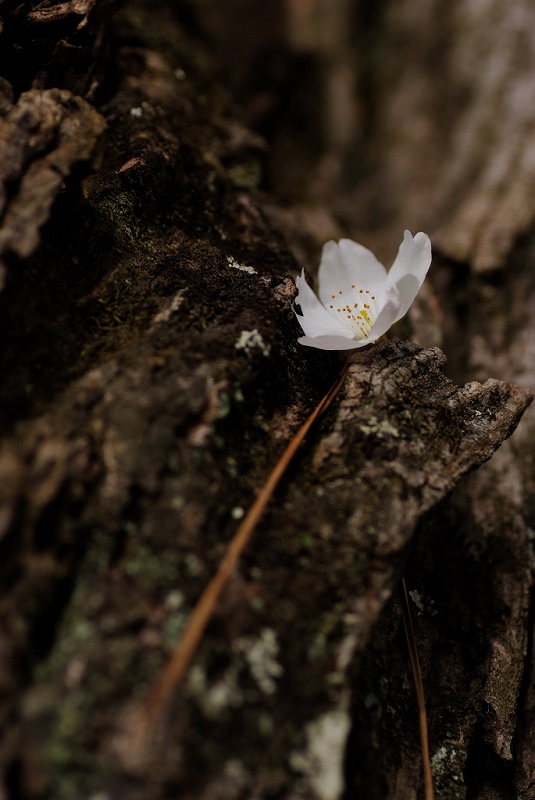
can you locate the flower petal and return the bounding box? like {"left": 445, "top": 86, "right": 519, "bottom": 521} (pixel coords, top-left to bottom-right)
{"left": 391, "top": 273, "right": 421, "bottom": 323}
{"left": 366, "top": 293, "right": 402, "bottom": 342}
{"left": 298, "top": 334, "right": 369, "bottom": 350}
{"left": 318, "top": 239, "right": 387, "bottom": 308}
{"left": 367, "top": 273, "right": 421, "bottom": 337}
{"left": 294, "top": 270, "right": 353, "bottom": 339}
{"left": 387, "top": 230, "right": 432, "bottom": 289}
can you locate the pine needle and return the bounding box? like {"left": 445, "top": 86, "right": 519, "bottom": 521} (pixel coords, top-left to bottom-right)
{"left": 141, "top": 357, "right": 352, "bottom": 731}
{"left": 401, "top": 577, "right": 435, "bottom": 800}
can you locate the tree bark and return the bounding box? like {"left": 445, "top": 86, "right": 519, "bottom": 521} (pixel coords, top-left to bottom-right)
{"left": 0, "top": 2, "right": 534, "bottom": 799}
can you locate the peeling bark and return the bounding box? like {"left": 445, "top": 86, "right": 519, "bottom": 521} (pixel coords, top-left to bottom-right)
{"left": 0, "top": 87, "right": 105, "bottom": 287}
{"left": 0, "top": 0, "right": 124, "bottom": 96}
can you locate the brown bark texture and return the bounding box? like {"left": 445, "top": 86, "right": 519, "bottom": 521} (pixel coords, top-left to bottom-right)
{"left": 0, "top": 1, "right": 535, "bottom": 799}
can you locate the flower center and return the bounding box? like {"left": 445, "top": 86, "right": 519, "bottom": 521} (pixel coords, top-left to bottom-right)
{"left": 327, "top": 287, "right": 379, "bottom": 340}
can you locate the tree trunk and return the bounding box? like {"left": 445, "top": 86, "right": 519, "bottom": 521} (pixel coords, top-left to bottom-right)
{"left": 0, "top": 2, "right": 534, "bottom": 799}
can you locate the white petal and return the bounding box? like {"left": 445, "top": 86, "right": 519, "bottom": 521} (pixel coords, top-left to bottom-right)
{"left": 318, "top": 239, "right": 387, "bottom": 307}
{"left": 366, "top": 293, "right": 402, "bottom": 341}
{"left": 338, "top": 239, "right": 388, "bottom": 286}
{"left": 387, "top": 230, "right": 432, "bottom": 289}
{"left": 298, "top": 334, "right": 369, "bottom": 350}
{"left": 294, "top": 271, "right": 353, "bottom": 339}
{"left": 391, "top": 273, "right": 421, "bottom": 323}
{"left": 367, "top": 273, "right": 421, "bottom": 336}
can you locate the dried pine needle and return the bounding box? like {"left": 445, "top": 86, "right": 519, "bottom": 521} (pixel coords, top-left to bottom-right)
{"left": 141, "top": 357, "right": 352, "bottom": 732}
{"left": 401, "top": 577, "right": 435, "bottom": 800}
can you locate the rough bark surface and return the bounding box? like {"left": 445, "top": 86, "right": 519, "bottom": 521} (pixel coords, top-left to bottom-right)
{"left": 0, "top": 0, "right": 124, "bottom": 96}
{"left": 0, "top": 1, "right": 535, "bottom": 800}
{"left": 3, "top": 330, "right": 529, "bottom": 800}
{"left": 0, "top": 86, "right": 105, "bottom": 287}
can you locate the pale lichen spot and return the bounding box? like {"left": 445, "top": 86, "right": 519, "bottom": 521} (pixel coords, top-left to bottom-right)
{"left": 235, "top": 329, "right": 270, "bottom": 357}
{"left": 235, "top": 628, "right": 283, "bottom": 695}
{"left": 150, "top": 289, "right": 186, "bottom": 330}
{"left": 289, "top": 709, "right": 351, "bottom": 800}
{"left": 409, "top": 589, "right": 425, "bottom": 613}
{"left": 227, "top": 256, "right": 257, "bottom": 275}
{"left": 359, "top": 416, "right": 399, "bottom": 439}
{"left": 186, "top": 664, "right": 243, "bottom": 718}
{"left": 431, "top": 742, "right": 463, "bottom": 785}
{"left": 165, "top": 590, "right": 185, "bottom": 610}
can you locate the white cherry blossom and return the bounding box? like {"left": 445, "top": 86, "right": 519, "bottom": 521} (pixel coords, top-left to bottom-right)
{"left": 294, "top": 230, "right": 432, "bottom": 350}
